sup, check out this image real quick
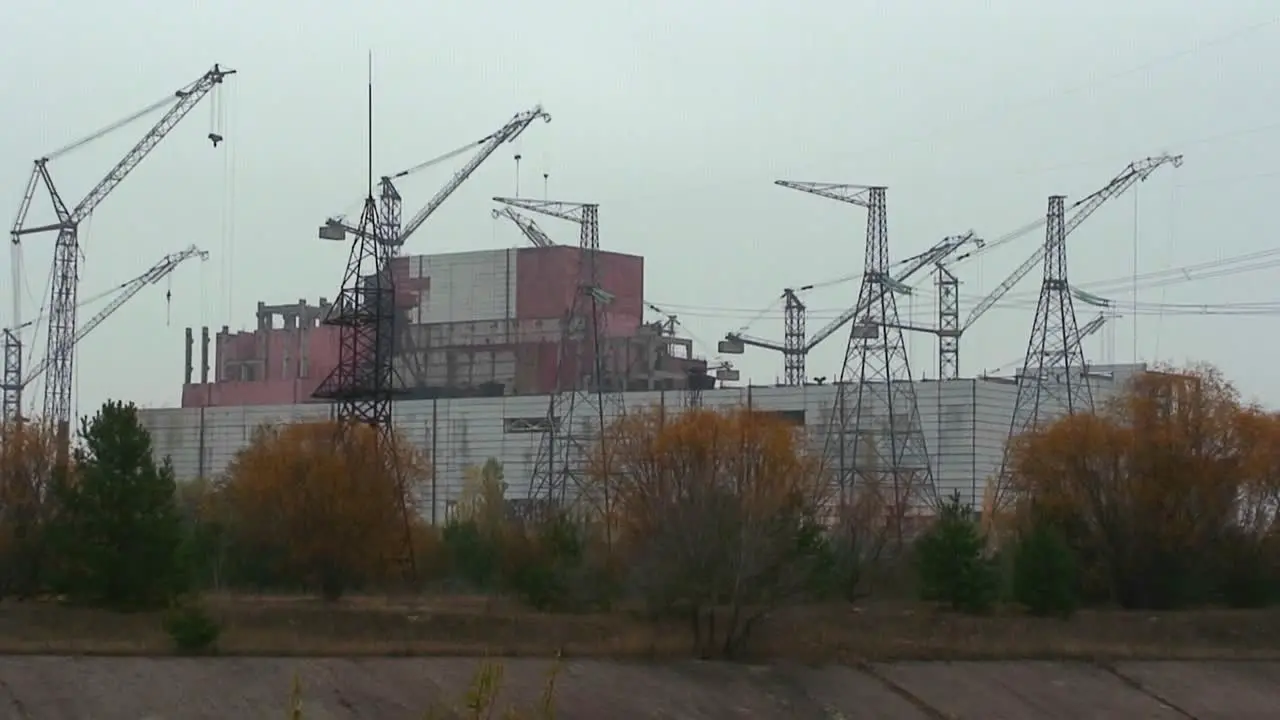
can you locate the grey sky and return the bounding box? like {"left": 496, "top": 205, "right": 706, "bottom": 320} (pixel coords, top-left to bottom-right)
{"left": 2, "top": 0, "right": 1278, "bottom": 417}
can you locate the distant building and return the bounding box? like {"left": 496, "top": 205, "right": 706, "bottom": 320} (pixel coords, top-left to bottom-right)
{"left": 180, "top": 246, "right": 707, "bottom": 408}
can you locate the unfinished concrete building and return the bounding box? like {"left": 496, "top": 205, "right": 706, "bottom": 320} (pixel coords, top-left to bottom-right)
{"left": 180, "top": 246, "right": 708, "bottom": 408}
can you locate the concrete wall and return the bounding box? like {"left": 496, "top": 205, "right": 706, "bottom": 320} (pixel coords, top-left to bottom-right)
{"left": 405, "top": 249, "right": 519, "bottom": 325}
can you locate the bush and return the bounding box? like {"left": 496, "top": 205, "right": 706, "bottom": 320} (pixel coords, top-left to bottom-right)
{"left": 504, "top": 515, "right": 598, "bottom": 612}
{"left": 1217, "top": 530, "right": 1279, "bottom": 609}
{"left": 442, "top": 520, "right": 500, "bottom": 590}
{"left": 915, "top": 493, "right": 998, "bottom": 614}
{"left": 163, "top": 597, "right": 222, "bottom": 654}
{"left": 1012, "top": 516, "right": 1078, "bottom": 617}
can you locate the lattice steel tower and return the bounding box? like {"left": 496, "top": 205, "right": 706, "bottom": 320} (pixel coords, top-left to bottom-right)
{"left": 493, "top": 197, "right": 624, "bottom": 511}
{"left": 775, "top": 182, "right": 934, "bottom": 509}
{"left": 936, "top": 266, "right": 960, "bottom": 381}
{"left": 1, "top": 330, "right": 20, "bottom": 424}
{"left": 991, "top": 195, "right": 1094, "bottom": 511}
{"left": 312, "top": 71, "right": 414, "bottom": 576}
{"left": 782, "top": 287, "right": 807, "bottom": 386}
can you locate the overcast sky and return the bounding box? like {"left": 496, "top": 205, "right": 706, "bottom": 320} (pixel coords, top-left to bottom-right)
{"left": 2, "top": 0, "right": 1278, "bottom": 418}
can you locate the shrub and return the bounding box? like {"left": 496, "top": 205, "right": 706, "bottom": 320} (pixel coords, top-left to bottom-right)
{"left": 504, "top": 514, "right": 597, "bottom": 612}
{"left": 1217, "top": 530, "right": 1279, "bottom": 609}
{"left": 442, "top": 520, "right": 500, "bottom": 590}
{"left": 163, "top": 597, "right": 222, "bottom": 654}
{"left": 915, "top": 493, "right": 998, "bottom": 614}
{"left": 1012, "top": 515, "right": 1078, "bottom": 617}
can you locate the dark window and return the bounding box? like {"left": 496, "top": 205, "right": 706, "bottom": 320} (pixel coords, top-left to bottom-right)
{"left": 762, "top": 409, "right": 806, "bottom": 426}
{"left": 503, "top": 416, "right": 557, "bottom": 433}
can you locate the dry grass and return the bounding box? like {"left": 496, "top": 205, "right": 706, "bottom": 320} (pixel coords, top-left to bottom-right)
{"left": 0, "top": 593, "right": 1277, "bottom": 661}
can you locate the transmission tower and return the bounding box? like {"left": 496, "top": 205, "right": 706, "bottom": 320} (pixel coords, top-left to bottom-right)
{"left": 775, "top": 182, "right": 934, "bottom": 512}
{"left": 991, "top": 195, "right": 1093, "bottom": 512}
{"left": 782, "top": 287, "right": 807, "bottom": 386}
{"left": 492, "top": 197, "right": 625, "bottom": 513}
{"left": 312, "top": 72, "right": 414, "bottom": 577}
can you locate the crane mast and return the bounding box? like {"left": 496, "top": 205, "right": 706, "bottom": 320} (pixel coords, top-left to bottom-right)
{"left": 9, "top": 64, "right": 233, "bottom": 453}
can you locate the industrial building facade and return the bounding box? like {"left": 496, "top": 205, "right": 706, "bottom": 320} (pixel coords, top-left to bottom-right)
{"left": 139, "top": 363, "right": 1145, "bottom": 523}
{"left": 180, "top": 246, "right": 705, "bottom": 408}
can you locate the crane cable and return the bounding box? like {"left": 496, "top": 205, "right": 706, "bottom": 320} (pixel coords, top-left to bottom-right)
{"left": 653, "top": 246, "right": 1280, "bottom": 321}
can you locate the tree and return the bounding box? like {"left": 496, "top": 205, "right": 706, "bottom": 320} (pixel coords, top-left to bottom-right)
{"left": 454, "top": 458, "right": 508, "bottom": 533}
{"left": 173, "top": 476, "right": 228, "bottom": 591}
{"left": 600, "top": 407, "right": 828, "bottom": 658}
{"left": 0, "top": 421, "right": 60, "bottom": 597}
{"left": 1010, "top": 365, "right": 1278, "bottom": 609}
{"left": 48, "top": 401, "right": 186, "bottom": 610}
{"left": 914, "top": 492, "right": 997, "bottom": 614}
{"left": 1011, "top": 507, "right": 1078, "bottom": 617}
{"left": 219, "top": 420, "right": 428, "bottom": 599}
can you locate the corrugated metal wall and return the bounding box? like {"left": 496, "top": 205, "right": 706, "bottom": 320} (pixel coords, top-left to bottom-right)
{"left": 140, "top": 368, "right": 1143, "bottom": 523}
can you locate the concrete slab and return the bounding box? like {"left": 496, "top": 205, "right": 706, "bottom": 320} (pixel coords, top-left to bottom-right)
{"left": 873, "top": 660, "right": 1187, "bottom": 720}
{"left": 1116, "top": 661, "right": 1280, "bottom": 720}
{"left": 0, "top": 657, "right": 927, "bottom": 719}
{"left": 2, "top": 657, "right": 1279, "bottom": 718}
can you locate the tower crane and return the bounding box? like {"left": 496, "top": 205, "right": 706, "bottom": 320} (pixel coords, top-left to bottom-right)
{"left": 315, "top": 105, "right": 550, "bottom": 392}
{"left": 720, "top": 230, "right": 983, "bottom": 380}
{"left": 492, "top": 206, "right": 556, "bottom": 248}
{"left": 318, "top": 105, "right": 552, "bottom": 248}
{"left": 2, "top": 246, "right": 208, "bottom": 421}
{"left": 9, "top": 64, "right": 233, "bottom": 454}
{"left": 934, "top": 154, "right": 1183, "bottom": 379}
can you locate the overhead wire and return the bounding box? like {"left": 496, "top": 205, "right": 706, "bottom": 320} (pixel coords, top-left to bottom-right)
{"left": 654, "top": 245, "right": 1280, "bottom": 322}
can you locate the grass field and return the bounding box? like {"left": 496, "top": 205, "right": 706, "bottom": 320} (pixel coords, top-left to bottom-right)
{"left": 1, "top": 594, "right": 1278, "bottom": 661}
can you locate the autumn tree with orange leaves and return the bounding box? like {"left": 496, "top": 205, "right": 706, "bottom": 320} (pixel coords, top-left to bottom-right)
{"left": 1009, "top": 365, "right": 1280, "bottom": 609}
{"left": 599, "top": 407, "right": 830, "bottom": 657}
{"left": 0, "top": 421, "right": 60, "bottom": 597}
{"left": 218, "top": 421, "right": 428, "bottom": 600}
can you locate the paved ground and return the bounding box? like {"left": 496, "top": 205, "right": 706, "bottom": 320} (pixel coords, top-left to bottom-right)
{"left": 0, "top": 657, "right": 1277, "bottom": 718}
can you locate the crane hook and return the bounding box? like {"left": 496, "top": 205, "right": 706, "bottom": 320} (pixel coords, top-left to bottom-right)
{"left": 208, "top": 132, "right": 223, "bottom": 147}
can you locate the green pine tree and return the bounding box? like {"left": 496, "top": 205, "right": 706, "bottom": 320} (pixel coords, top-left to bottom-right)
{"left": 915, "top": 492, "right": 998, "bottom": 614}
{"left": 50, "top": 400, "right": 187, "bottom": 610}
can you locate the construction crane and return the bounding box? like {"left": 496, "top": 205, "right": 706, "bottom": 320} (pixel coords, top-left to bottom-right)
{"left": 2, "top": 245, "right": 208, "bottom": 421}
{"left": 9, "top": 64, "right": 233, "bottom": 455}
{"left": 722, "top": 154, "right": 1182, "bottom": 383}
{"left": 318, "top": 105, "right": 552, "bottom": 248}
{"left": 492, "top": 206, "right": 556, "bottom": 247}
{"left": 316, "top": 105, "right": 550, "bottom": 393}
{"left": 934, "top": 154, "right": 1183, "bottom": 379}
{"left": 720, "top": 230, "right": 983, "bottom": 380}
